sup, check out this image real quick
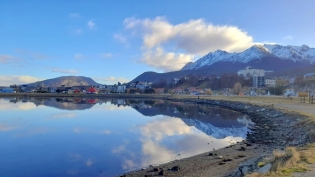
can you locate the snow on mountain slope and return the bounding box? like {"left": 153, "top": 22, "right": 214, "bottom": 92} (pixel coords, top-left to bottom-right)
{"left": 181, "top": 117, "right": 252, "bottom": 139}
{"left": 182, "top": 44, "right": 315, "bottom": 70}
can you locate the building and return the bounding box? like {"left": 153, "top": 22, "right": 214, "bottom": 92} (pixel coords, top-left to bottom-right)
{"left": 253, "top": 76, "right": 265, "bottom": 88}
{"left": 265, "top": 78, "right": 276, "bottom": 87}
{"left": 0, "top": 87, "right": 16, "bottom": 93}
{"left": 237, "top": 66, "right": 265, "bottom": 78}
{"left": 117, "top": 85, "right": 126, "bottom": 93}
{"left": 172, "top": 78, "right": 180, "bottom": 84}
{"left": 87, "top": 87, "right": 98, "bottom": 94}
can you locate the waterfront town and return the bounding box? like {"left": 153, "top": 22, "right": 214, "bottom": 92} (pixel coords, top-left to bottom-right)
{"left": 1, "top": 66, "right": 315, "bottom": 97}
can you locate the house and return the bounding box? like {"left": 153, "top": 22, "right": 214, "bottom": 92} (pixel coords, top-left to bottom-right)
{"left": 187, "top": 87, "right": 205, "bottom": 95}
{"left": 87, "top": 87, "right": 98, "bottom": 94}
{"left": 304, "top": 73, "right": 315, "bottom": 80}
{"left": 172, "top": 78, "right": 180, "bottom": 84}
{"left": 155, "top": 88, "right": 165, "bottom": 94}
{"left": 74, "top": 89, "right": 81, "bottom": 94}
{"left": 172, "top": 88, "right": 185, "bottom": 94}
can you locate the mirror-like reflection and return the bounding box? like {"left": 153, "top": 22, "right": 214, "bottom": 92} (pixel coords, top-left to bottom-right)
{"left": 0, "top": 97, "right": 253, "bottom": 177}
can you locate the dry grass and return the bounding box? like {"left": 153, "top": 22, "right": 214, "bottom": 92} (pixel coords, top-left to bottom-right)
{"left": 245, "top": 144, "right": 315, "bottom": 177}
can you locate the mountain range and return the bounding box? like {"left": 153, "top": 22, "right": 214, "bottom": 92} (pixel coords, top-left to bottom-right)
{"left": 132, "top": 44, "right": 315, "bottom": 82}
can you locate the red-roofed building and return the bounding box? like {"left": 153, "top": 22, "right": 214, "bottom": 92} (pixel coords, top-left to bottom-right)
{"left": 87, "top": 87, "right": 98, "bottom": 94}
{"left": 86, "top": 99, "right": 97, "bottom": 104}
{"left": 172, "top": 87, "right": 185, "bottom": 94}
{"left": 74, "top": 89, "right": 81, "bottom": 94}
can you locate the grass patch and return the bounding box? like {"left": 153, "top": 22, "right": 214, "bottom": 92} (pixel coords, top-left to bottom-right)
{"left": 246, "top": 146, "right": 315, "bottom": 177}
{"left": 258, "top": 162, "right": 266, "bottom": 167}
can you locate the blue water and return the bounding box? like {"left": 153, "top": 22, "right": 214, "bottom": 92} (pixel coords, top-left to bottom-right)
{"left": 0, "top": 98, "right": 253, "bottom": 177}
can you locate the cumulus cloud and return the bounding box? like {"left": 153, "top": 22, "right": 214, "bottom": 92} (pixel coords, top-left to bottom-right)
{"left": 139, "top": 116, "right": 193, "bottom": 141}
{"left": 123, "top": 17, "right": 254, "bottom": 71}
{"left": 283, "top": 35, "right": 293, "bottom": 40}
{"left": 69, "top": 13, "right": 81, "bottom": 19}
{"left": 100, "top": 53, "right": 112, "bottom": 58}
{"left": 74, "top": 53, "right": 84, "bottom": 60}
{"left": 141, "top": 47, "right": 194, "bottom": 72}
{"left": 0, "top": 75, "right": 42, "bottom": 86}
{"left": 50, "top": 68, "right": 78, "bottom": 74}
{"left": 87, "top": 20, "right": 96, "bottom": 29}
{"left": 125, "top": 17, "right": 253, "bottom": 54}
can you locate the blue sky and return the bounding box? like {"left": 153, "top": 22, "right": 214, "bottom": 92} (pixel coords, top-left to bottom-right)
{"left": 1, "top": 0, "right": 315, "bottom": 86}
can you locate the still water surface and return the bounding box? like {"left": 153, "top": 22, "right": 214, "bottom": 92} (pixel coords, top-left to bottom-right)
{"left": 0, "top": 97, "right": 253, "bottom": 177}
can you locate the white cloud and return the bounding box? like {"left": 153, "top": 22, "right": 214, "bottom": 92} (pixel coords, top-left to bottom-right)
{"left": 0, "top": 123, "right": 19, "bottom": 132}
{"left": 19, "top": 75, "right": 41, "bottom": 83}
{"left": 74, "top": 53, "right": 84, "bottom": 60}
{"left": 15, "top": 49, "right": 49, "bottom": 60}
{"left": 18, "top": 102, "right": 37, "bottom": 110}
{"left": 50, "top": 68, "right": 78, "bottom": 74}
{"left": 112, "top": 145, "right": 126, "bottom": 154}
{"left": 86, "top": 158, "right": 94, "bottom": 167}
{"left": 0, "top": 75, "right": 42, "bottom": 86}
{"left": 113, "top": 34, "right": 128, "bottom": 45}
{"left": 283, "top": 35, "right": 293, "bottom": 40}
{"left": 100, "top": 53, "right": 112, "bottom": 58}
{"left": 100, "top": 129, "right": 111, "bottom": 134}
{"left": 75, "top": 28, "right": 83, "bottom": 34}
{"left": 0, "top": 55, "right": 19, "bottom": 64}
{"left": 141, "top": 47, "right": 195, "bottom": 72}
{"left": 124, "top": 17, "right": 253, "bottom": 54}
{"left": 69, "top": 13, "right": 81, "bottom": 19}
{"left": 73, "top": 127, "right": 84, "bottom": 133}
{"left": 123, "top": 17, "right": 254, "bottom": 71}
{"left": 49, "top": 113, "right": 77, "bottom": 119}
{"left": 87, "top": 20, "right": 96, "bottom": 30}
{"left": 94, "top": 76, "right": 129, "bottom": 84}
{"left": 139, "top": 116, "right": 193, "bottom": 141}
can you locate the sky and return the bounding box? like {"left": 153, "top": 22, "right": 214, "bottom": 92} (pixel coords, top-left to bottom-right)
{"left": 1, "top": 0, "right": 315, "bottom": 86}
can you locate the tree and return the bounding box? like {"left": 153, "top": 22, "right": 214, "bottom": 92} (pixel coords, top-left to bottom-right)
{"left": 206, "top": 89, "right": 212, "bottom": 95}
{"left": 144, "top": 88, "right": 155, "bottom": 94}
{"left": 268, "top": 86, "right": 285, "bottom": 95}
{"left": 232, "top": 82, "right": 242, "bottom": 94}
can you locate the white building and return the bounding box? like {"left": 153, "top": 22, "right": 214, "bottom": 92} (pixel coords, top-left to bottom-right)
{"left": 237, "top": 66, "right": 265, "bottom": 78}
{"left": 253, "top": 76, "right": 265, "bottom": 88}
{"left": 265, "top": 78, "right": 276, "bottom": 87}
{"left": 117, "top": 85, "right": 126, "bottom": 93}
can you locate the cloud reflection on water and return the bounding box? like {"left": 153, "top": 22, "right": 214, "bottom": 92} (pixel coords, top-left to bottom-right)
{"left": 0, "top": 122, "right": 19, "bottom": 132}
{"left": 116, "top": 115, "right": 244, "bottom": 171}
{"left": 139, "top": 116, "right": 193, "bottom": 141}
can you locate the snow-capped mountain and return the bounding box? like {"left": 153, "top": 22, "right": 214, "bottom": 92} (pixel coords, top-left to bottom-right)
{"left": 181, "top": 117, "right": 251, "bottom": 139}
{"left": 182, "top": 44, "right": 315, "bottom": 70}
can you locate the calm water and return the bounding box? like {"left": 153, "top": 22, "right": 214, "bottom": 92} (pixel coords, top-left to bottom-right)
{"left": 0, "top": 97, "right": 253, "bottom": 177}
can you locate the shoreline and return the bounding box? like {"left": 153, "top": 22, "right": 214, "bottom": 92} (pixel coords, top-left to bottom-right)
{"left": 117, "top": 98, "right": 312, "bottom": 177}
{"left": 1, "top": 93, "right": 313, "bottom": 176}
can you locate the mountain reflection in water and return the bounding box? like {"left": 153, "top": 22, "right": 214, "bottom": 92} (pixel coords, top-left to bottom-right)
{"left": 0, "top": 97, "right": 252, "bottom": 177}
